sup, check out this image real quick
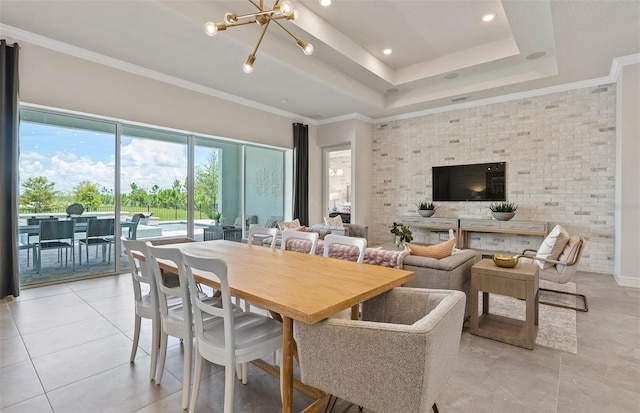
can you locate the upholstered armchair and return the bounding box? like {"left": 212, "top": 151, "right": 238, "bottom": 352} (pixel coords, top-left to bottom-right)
{"left": 294, "top": 287, "right": 466, "bottom": 413}
{"left": 520, "top": 234, "right": 587, "bottom": 311}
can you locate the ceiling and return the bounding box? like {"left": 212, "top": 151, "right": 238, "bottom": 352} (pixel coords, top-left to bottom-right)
{"left": 1, "top": 0, "right": 639, "bottom": 123}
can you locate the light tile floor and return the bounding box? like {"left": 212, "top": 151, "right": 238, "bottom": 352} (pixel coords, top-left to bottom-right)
{"left": 1, "top": 271, "right": 639, "bottom": 412}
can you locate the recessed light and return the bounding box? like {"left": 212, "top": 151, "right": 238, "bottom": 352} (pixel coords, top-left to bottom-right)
{"left": 482, "top": 13, "right": 495, "bottom": 22}
{"left": 383, "top": 49, "right": 392, "bottom": 55}
{"left": 526, "top": 51, "right": 546, "bottom": 60}
{"left": 281, "top": 99, "right": 288, "bottom": 104}
{"left": 320, "top": 0, "right": 331, "bottom": 6}
{"left": 444, "top": 73, "right": 459, "bottom": 79}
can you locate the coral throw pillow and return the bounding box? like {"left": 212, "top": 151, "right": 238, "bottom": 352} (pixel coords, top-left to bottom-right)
{"left": 406, "top": 238, "right": 456, "bottom": 259}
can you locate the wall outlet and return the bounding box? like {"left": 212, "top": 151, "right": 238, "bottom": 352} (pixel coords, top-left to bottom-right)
{"left": 439, "top": 233, "right": 449, "bottom": 241}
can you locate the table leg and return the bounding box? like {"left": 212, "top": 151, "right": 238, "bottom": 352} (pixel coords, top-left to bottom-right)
{"left": 482, "top": 291, "right": 489, "bottom": 315}
{"left": 525, "top": 284, "right": 535, "bottom": 349}
{"left": 281, "top": 316, "right": 294, "bottom": 413}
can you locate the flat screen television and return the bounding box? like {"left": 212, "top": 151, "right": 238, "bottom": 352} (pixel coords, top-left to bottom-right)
{"left": 432, "top": 162, "right": 506, "bottom": 201}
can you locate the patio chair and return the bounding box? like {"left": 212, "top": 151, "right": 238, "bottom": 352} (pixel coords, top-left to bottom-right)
{"left": 79, "top": 218, "right": 115, "bottom": 266}
{"left": 37, "top": 219, "right": 75, "bottom": 271}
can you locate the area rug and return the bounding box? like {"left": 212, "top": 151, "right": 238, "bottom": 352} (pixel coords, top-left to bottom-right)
{"left": 478, "top": 280, "right": 578, "bottom": 354}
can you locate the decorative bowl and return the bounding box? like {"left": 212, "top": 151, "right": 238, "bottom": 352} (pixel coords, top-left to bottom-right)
{"left": 491, "top": 211, "right": 515, "bottom": 221}
{"left": 418, "top": 209, "right": 436, "bottom": 217}
{"left": 493, "top": 253, "right": 519, "bottom": 268}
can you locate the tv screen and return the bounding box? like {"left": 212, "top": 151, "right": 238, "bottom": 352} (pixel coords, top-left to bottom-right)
{"left": 432, "top": 162, "right": 506, "bottom": 201}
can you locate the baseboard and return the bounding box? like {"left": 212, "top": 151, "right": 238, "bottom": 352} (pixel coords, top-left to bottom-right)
{"left": 614, "top": 273, "right": 640, "bottom": 288}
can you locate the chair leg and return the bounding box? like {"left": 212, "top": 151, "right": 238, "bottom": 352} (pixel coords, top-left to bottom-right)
{"left": 539, "top": 287, "right": 588, "bottom": 312}
{"left": 188, "top": 353, "right": 204, "bottom": 413}
{"left": 182, "top": 335, "right": 192, "bottom": 410}
{"left": 130, "top": 314, "right": 142, "bottom": 363}
{"left": 155, "top": 333, "right": 168, "bottom": 384}
{"left": 223, "top": 364, "right": 235, "bottom": 413}
{"left": 149, "top": 318, "right": 160, "bottom": 381}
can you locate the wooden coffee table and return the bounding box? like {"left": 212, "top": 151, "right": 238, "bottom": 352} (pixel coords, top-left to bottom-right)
{"left": 470, "top": 259, "right": 539, "bottom": 349}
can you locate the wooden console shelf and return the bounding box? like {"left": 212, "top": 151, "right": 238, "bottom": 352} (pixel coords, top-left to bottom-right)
{"left": 459, "top": 219, "right": 548, "bottom": 255}
{"left": 396, "top": 217, "right": 458, "bottom": 241}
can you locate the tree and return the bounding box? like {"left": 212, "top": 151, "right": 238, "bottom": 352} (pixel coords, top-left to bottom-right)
{"left": 74, "top": 180, "right": 101, "bottom": 211}
{"left": 195, "top": 150, "right": 220, "bottom": 219}
{"left": 100, "top": 186, "right": 114, "bottom": 205}
{"left": 129, "top": 182, "right": 149, "bottom": 207}
{"left": 20, "top": 176, "right": 57, "bottom": 213}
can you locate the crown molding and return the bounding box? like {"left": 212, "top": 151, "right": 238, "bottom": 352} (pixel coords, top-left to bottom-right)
{"left": 0, "top": 24, "right": 318, "bottom": 126}
{"left": 317, "top": 112, "right": 375, "bottom": 126}
{"left": 609, "top": 53, "right": 640, "bottom": 81}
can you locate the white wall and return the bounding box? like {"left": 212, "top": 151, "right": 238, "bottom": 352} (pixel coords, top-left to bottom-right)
{"left": 615, "top": 63, "right": 640, "bottom": 287}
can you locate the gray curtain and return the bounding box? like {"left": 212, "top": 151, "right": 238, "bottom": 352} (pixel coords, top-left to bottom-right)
{"left": 0, "top": 40, "right": 21, "bottom": 299}
{"left": 292, "top": 123, "right": 309, "bottom": 226}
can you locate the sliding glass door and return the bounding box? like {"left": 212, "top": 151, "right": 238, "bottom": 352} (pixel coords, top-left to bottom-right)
{"left": 18, "top": 109, "right": 116, "bottom": 286}
{"left": 18, "top": 107, "right": 289, "bottom": 287}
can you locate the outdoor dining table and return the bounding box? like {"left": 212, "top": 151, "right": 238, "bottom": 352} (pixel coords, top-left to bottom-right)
{"left": 149, "top": 239, "right": 414, "bottom": 413}
{"left": 19, "top": 220, "right": 135, "bottom": 237}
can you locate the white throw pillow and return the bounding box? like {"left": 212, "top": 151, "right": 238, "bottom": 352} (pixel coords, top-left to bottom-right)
{"left": 278, "top": 219, "right": 301, "bottom": 231}
{"left": 324, "top": 215, "right": 343, "bottom": 228}
{"left": 535, "top": 224, "right": 570, "bottom": 270}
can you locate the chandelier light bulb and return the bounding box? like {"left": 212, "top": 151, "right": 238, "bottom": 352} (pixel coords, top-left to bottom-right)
{"left": 280, "top": 1, "right": 294, "bottom": 16}
{"left": 303, "top": 42, "right": 314, "bottom": 55}
{"left": 243, "top": 54, "right": 256, "bottom": 73}
{"left": 285, "top": 9, "right": 298, "bottom": 21}
{"left": 204, "top": 21, "right": 217, "bottom": 36}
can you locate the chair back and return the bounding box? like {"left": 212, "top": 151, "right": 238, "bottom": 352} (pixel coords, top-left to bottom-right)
{"left": 122, "top": 237, "right": 156, "bottom": 309}
{"left": 323, "top": 234, "right": 367, "bottom": 263}
{"left": 248, "top": 225, "right": 277, "bottom": 248}
{"left": 281, "top": 230, "right": 319, "bottom": 255}
{"left": 295, "top": 288, "right": 465, "bottom": 412}
{"left": 86, "top": 218, "right": 114, "bottom": 238}
{"left": 145, "top": 243, "right": 192, "bottom": 329}
{"left": 39, "top": 219, "right": 74, "bottom": 242}
{"left": 540, "top": 235, "right": 585, "bottom": 284}
{"left": 181, "top": 252, "right": 236, "bottom": 361}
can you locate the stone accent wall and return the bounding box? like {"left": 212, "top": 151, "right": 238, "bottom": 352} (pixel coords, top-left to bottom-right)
{"left": 372, "top": 85, "right": 617, "bottom": 274}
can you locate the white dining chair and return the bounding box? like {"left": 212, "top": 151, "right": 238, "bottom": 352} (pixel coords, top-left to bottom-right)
{"left": 122, "top": 237, "right": 162, "bottom": 381}
{"left": 145, "top": 242, "right": 242, "bottom": 410}
{"left": 248, "top": 225, "right": 277, "bottom": 248}
{"left": 323, "top": 234, "right": 367, "bottom": 263}
{"left": 181, "top": 251, "right": 283, "bottom": 413}
{"left": 281, "top": 230, "right": 319, "bottom": 255}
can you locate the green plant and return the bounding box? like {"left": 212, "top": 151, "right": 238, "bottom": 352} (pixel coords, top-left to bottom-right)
{"left": 489, "top": 202, "right": 518, "bottom": 212}
{"left": 416, "top": 201, "right": 437, "bottom": 210}
{"left": 212, "top": 210, "right": 221, "bottom": 221}
{"left": 390, "top": 222, "right": 413, "bottom": 243}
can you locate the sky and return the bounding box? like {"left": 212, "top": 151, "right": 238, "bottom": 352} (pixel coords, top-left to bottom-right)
{"left": 19, "top": 122, "right": 212, "bottom": 195}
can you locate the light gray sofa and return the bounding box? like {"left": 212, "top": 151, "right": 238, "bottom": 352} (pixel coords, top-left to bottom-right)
{"left": 402, "top": 249, "right": 481, "bottom": 318}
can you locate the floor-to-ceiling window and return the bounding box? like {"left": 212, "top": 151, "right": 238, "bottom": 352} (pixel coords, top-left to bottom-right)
{"left": 18, "top": 107, "right": 290, "bottom": 287}
{"left": 18, "top": 109, "right": 117, "bottom": 286}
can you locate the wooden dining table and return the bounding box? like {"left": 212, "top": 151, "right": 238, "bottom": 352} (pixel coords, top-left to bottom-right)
{"left": 148, "top": 239, "right": 414, "bottom": 413}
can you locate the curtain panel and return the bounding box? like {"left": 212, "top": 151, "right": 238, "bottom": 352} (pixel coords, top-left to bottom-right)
{"left": 0, "top": 40, "right": 21, "bottom": 299}
{"left": 292, "top": 123, "right": 309, "bottom": 226}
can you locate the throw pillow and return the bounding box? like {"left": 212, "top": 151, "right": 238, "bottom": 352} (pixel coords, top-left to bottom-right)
{"left": 324, "top": 215, "right": 343, "bottom": 228}
{"left": 294, "top": 226, "right": 307, "bottom": 232}
{"left": 535, "top": 224, "right": 570, "bottom": 270}
{"left": 406, "top": 238, "right": 456, "bottom": 259}
{"left": 264, "top": 218, "right": 279, "bottom": 229}
{"left": 278, "top": 219, "right": 301, "bottom": 231}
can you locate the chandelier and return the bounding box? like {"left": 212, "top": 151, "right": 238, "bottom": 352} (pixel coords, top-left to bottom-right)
{"left": 204, "top": 0, "right": 314, "bottom": 73}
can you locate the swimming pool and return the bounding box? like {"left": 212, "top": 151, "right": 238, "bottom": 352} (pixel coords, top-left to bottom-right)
{"left": 157, "top": 222, "right": 210, "bottom": 232}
